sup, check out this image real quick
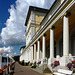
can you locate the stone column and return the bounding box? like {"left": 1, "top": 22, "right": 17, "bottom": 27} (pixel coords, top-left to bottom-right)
{"left": 48, "top": 26, "right": 55, "bottom": 67}
{"left": 34, "top": 44, "right": 36, "bottom": 60}
{"left": 37, "top": 39, "right": 40, "bottom": 60}
{"left": 28, "top": 50, "right": 29, "bottom": 61}
{"left": 60, "top": 12, "right": 71, "bottom": 66}
{"left": 31, "top": 46, "right": 33, "bottom": 61}
{"left": 50, "top": 27, "right": 54, "bottom": 58}
{"left": 42, "top": 34, "right": 46, "bottom": 59}
{"left": 63, "top": 15, "right": 69, "bottom": 56}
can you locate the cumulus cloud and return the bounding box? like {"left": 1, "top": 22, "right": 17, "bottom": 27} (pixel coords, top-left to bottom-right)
{"left": 0, "top": 46, "right": 14, "bottom": 53}
{"left": 1, "top": 0, "right": 55, "bottom": 46}
{"left": 0, "top": 39, "right": 3, "bottom": 47}
{"left": 0, "top": 34, "right": 3, "bottom": 47}
{"left": 3, "top": 46, "right": 14, "bottom": 53}
{"left": 0, "top": 46, "right": 14, "bottom": 57}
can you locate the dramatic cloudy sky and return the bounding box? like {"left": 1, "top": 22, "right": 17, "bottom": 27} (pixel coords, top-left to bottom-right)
{"left": 0, "top": 0, "right": 55, "bottom": 57}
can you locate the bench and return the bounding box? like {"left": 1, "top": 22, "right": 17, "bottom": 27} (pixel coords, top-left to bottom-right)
{"left": 53, "top": 69, "right": 73, "bottom": 75}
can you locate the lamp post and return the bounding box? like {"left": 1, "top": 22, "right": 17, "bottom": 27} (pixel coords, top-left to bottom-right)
{"left": 8, "top": 54, "right": 12, "bottom": 63}
{"left": 0, "top": 49, "right": 4, "bottom": 68}
{"left": 6, "top": 54, "right": 9, "bottom": 66}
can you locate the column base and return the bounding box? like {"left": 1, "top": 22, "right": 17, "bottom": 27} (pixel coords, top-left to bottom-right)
{"left": 48, "top": 58, "right": 54, "bottom": 71}
{"left": 48, "top": 58, "right": 54, "bottom": 65}
{"left": 41, "top": 59, "right": 43, "bottom": 65}
{"left": 32, "top": 60, "right": 36, "bottom": 63}
{"left": 60, "top": 56, "right": 69, "bottom": 66}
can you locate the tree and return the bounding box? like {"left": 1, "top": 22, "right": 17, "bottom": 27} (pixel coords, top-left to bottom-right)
{"left": 13, "top": 55, "right": 20, "bottom": 61}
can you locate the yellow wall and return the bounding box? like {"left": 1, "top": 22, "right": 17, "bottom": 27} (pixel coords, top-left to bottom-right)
{"left": 27, "top": 13, "right": 45, "bottom": 36}
{"left": 35, "top": 25, "right": 40, "bottom": 32}
{"left": 61, "top": 0, "right": 64, "bottom": 3}
{"left": 35, "top": 14, "right": 44, "bottom": 24}
{"left": 35, "top": 14, "right": 44, "bottom": 32}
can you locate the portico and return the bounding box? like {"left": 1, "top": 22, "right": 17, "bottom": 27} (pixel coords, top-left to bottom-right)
{"left": 20, "top": 0, "right": 75, "bottom": 70}
{"left": 31, "top": 4, "right": 75, "bottom": 66}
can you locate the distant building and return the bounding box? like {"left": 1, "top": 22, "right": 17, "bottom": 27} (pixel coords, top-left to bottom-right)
{"left": 20, "top": 0, "right": 75, "bottom": 69}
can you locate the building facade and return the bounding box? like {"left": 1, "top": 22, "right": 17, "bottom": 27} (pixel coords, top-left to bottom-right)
{"left": 20, "top": 0, "right": 75, "bottom": 69}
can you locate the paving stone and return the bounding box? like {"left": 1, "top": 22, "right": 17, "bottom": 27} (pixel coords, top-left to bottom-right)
{"left": 14, "top": 62, "right": 52, "bottom": 75}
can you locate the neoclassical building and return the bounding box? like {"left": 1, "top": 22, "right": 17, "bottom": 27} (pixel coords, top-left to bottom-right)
{"left": 20, "top": 0, "right": 75, "bottom": 69}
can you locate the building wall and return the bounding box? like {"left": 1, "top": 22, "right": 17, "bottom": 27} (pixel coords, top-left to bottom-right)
{"left": 26, "top": 12, "right": 35, "bottom": 32}
{"left": 26, "top": 29, "right": 31, "bottom": 46}
{"left": 31, "top": 26, "right": 35, "bottom": 38}
{"left": 26, "top": 12, "right": 46, "bottom": 46}
{"left": 61, "top": 0, "right": 64, "bottom": 3}
{"left": 20, "top": 48, "right": 24, "bottom": 54}
{"left": 35, "top": 25, "right": 40, "bottom": 32}
{"left": 35, "top": 14, "right": 44, "bottom": 24}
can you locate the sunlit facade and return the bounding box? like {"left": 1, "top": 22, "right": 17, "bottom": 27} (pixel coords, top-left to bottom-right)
{"left": 20, "top": 0, "right": 75, "bottom": 69}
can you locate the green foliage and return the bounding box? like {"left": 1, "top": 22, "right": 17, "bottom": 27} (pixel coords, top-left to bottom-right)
{"left": 31, "top": 62, "right": 36, "bottom": 68}
{"left": 13, "top": 55, "right": 20, "bottom": 61}
{"left": 29, "top": 63, "right": 33, "bottom": 66}
{"left": 19, "top": 60, "right": 24, "bottom": 65}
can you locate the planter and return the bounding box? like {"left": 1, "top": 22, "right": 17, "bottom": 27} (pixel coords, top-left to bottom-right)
{"left": 31, "top": 62, "right": 36, "bottom": 68}
{"left": 0, "top": 69, "right": 3, "bottom": 75}
{"left": 51, "top": 61, "right": 60, "bottom": 68}
{"left": 67, "top": 60, "right": 75, "bottom": 70}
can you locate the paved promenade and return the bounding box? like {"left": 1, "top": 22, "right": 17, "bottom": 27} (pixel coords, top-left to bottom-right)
{"left": 14, "top": 62, "right": 51, "bottom": 75}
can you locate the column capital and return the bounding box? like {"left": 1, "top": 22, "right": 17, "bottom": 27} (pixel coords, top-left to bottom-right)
{"left": 64, "top": 12, "right": 71, "bottom": 17}
{"left": 61, "top": 12, "right": 71, "bottom": 19}
{"left": 50, "top": 26, "right": 55, "bottom": 30}
{"left": 63, "top": 12, "right": 71, "bottom": 17}
{"left": 35, "top": 42, "right": 37, "bottom": 44}
{"left": 38, "top": 39, "right": 40, "bottom": 41}
{"left": 43, "top": 34, "right": 46, "bottom": 37}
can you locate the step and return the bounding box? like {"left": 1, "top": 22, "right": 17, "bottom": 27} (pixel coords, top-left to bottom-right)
{"left": 53, "top": 72, "right": 66, "bottom": 75}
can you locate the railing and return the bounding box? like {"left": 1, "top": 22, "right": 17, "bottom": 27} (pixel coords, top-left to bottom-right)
{"left": 0, "top": 62, "right": 15, "bottom": 75}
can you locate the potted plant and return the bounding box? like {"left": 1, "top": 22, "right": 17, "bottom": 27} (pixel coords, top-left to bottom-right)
{"left": 37, "top": 61, "right": 41, "bottom": 67}
{"left": 28, "top": 61, "right": 30, "bottom": 65}
{"left": 29, "top": 63, "right": 33, "bottom": 66}
{"left": 2, "top": 65, "right": 7, "bottom": 69}
{"left": 51, "top": 61, "right": 60, "bottom": 68}
{"left": 0, "top": 69, "right": 3, "bottom": 75}
{"left": 37, "top": 61, "right": 41, "bottom": 64}
{"left": 67, "top": 60, "right": 75, "bottom": 70}
{"left": 31, "top": 61, "right": 36, "bottom": 68}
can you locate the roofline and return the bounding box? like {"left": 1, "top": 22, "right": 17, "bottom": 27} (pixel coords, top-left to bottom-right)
{"left": 25, "top": 6, "right": 49, "bottom": 26}
{"left": 20, "top": 46, "right": 26, "bottom": 51}
{"left": 40, "top": 0, "right": 58, "bottom": 25}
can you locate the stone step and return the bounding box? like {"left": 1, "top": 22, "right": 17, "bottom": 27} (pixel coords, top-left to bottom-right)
{"left": 43, "top": 67, "right": 51, "bottom": 73}
{"left": 33, "top": 64, "right": 51, "bottom": 73}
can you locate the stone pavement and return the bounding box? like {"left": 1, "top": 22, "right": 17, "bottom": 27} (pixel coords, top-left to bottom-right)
{"left": 14, "top": 62, "right": 52, "bottom": 75}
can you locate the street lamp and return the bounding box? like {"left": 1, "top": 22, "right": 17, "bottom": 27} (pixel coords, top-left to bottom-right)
{"left": 0, "top": 49, "right": 4, "bottom": 68}
{"left": 6, "top": 54, "right": 9, "bottom": 66}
